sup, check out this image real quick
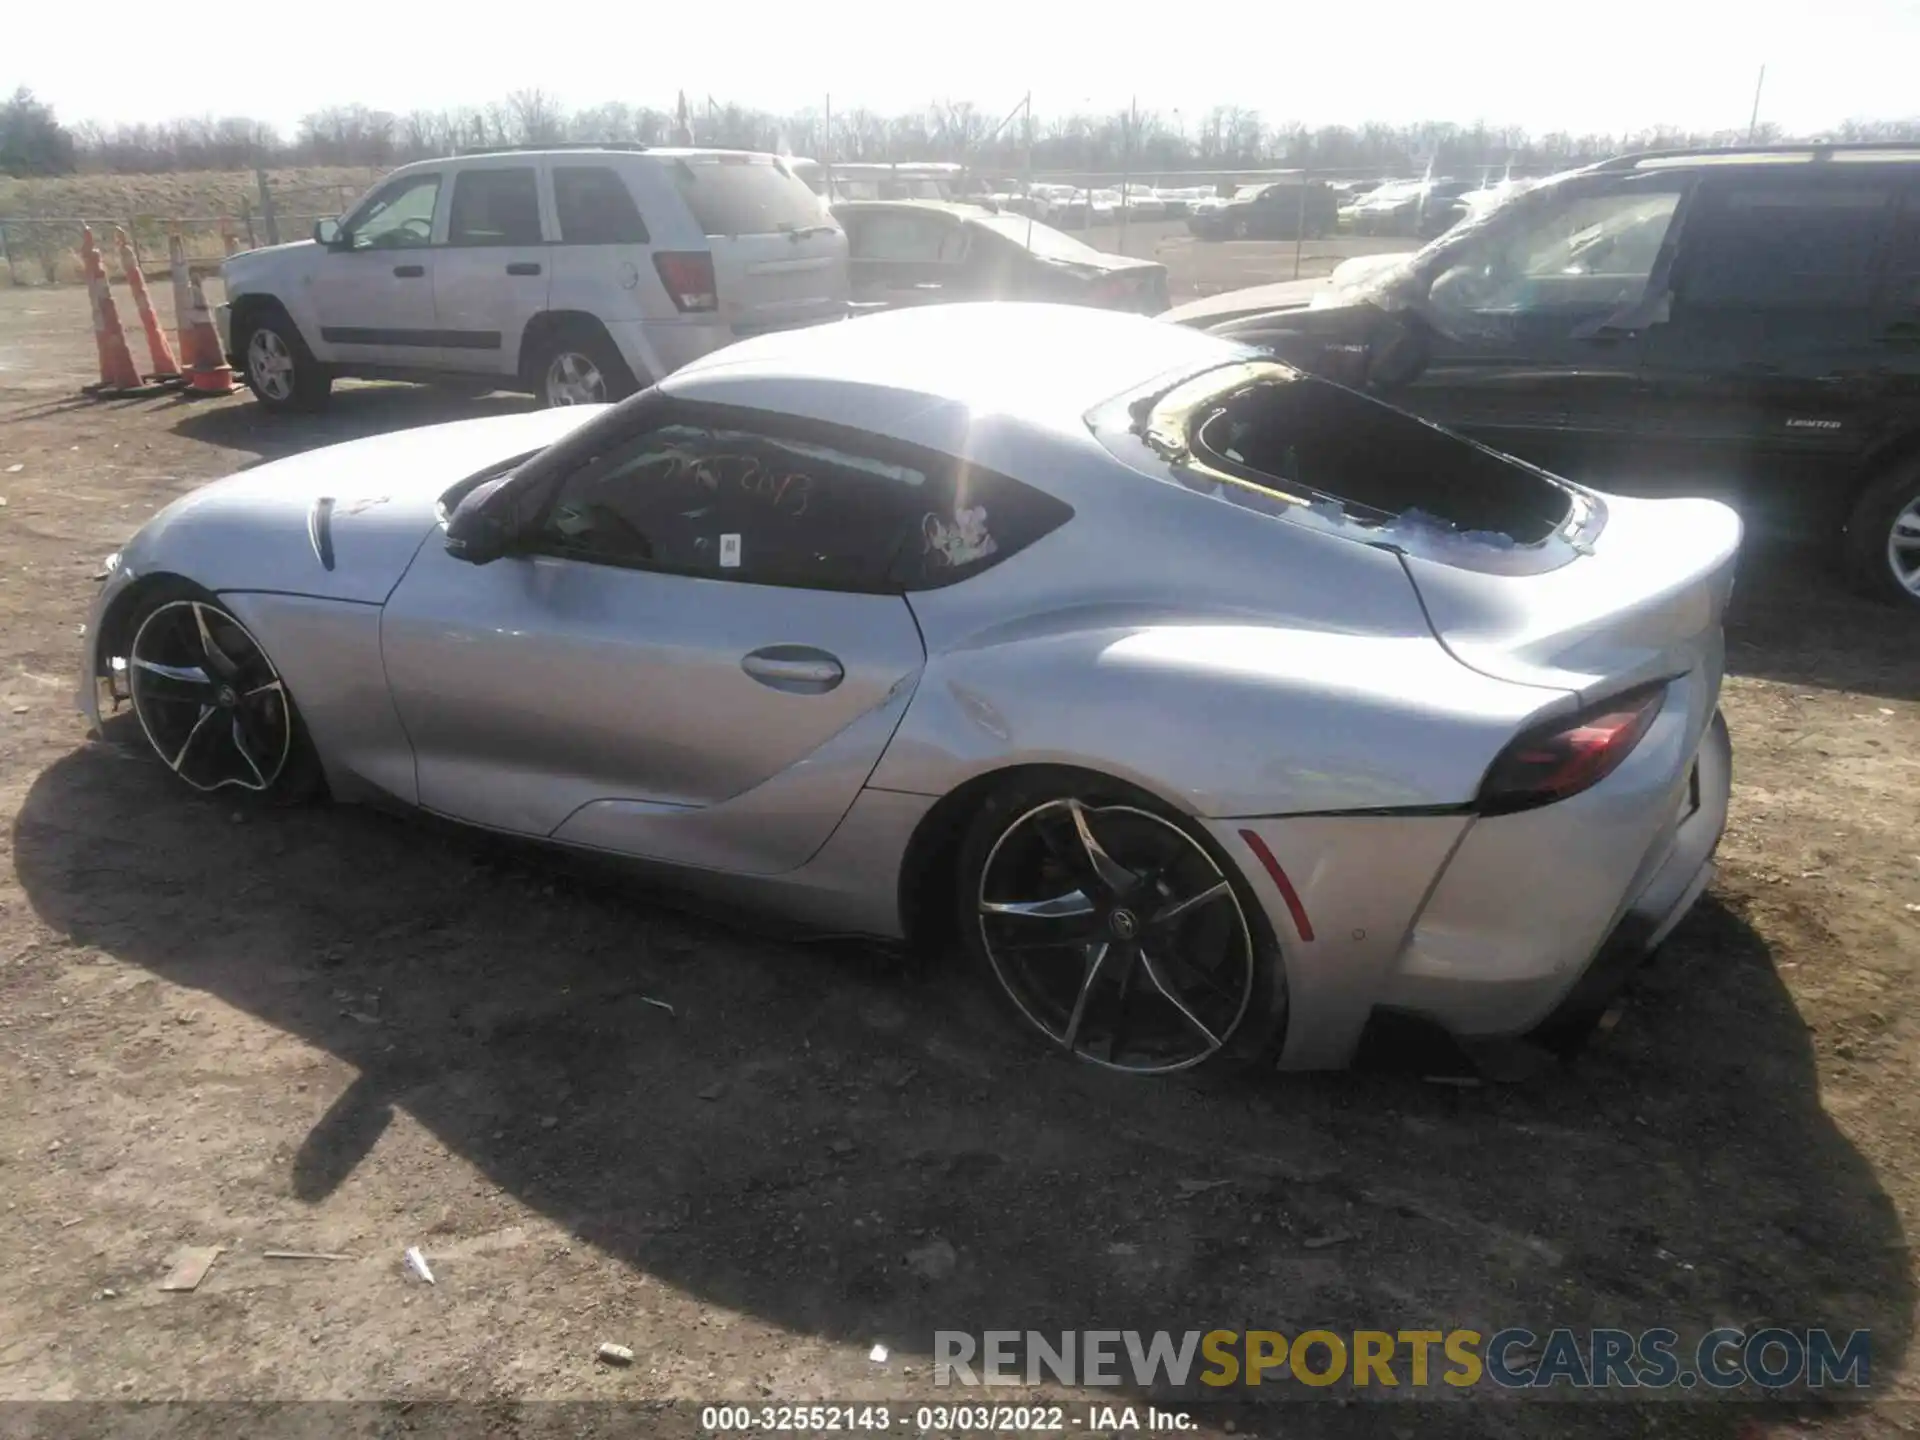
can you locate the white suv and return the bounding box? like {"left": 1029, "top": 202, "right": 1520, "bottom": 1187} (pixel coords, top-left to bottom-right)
{"left": 216, "top": 146, "right": 848, "bottom": 411}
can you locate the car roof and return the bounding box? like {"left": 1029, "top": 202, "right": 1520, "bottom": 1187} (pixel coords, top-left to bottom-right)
{"left": 1582, "top": 141, "right": 1920, "bottom": 176}
{"left": 661, "top": 303, "right": 1248, "bottom": 440}
{"left": 397, "top": 146, "right": 790, "bottom": 169}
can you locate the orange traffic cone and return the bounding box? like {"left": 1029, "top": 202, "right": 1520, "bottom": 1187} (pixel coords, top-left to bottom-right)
{"left": 80, "top": 226, "right": 143, "bottom": 394}
{"left": 181, "top": 273, "right": 235, "bottom": 395}
{"left": 166, "top": 232, "right": 195, "bottom": 363}
{"left": 115, "top": 227, "right": 182, "bottom": 381}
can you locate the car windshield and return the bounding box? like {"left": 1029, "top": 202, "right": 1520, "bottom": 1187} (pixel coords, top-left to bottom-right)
{"left": 972, "top": 213, "right": 1105, "bottom": 262}
{"left": 1332, "top": 171, "right": 1592, "bottom": 306}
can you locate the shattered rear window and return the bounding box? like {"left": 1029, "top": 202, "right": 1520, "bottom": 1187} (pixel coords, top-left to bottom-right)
{"left": 1133, "top": 361, "right": 1580, "bottom": 546}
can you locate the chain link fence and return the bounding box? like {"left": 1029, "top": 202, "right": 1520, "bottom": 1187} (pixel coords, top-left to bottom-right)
{"left": 1, "top": 177, "right": 371, "bottom": 285}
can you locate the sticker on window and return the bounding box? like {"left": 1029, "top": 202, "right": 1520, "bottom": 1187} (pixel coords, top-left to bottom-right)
{"left": 923, "top": 506, "right": 997, "bottom": 569}
{"left": 720, "top": 533, "right": 742, "bottom": 568}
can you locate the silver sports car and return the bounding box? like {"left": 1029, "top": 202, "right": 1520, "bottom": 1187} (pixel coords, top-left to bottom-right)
{"left": 78, "top": 304, "right": 1738, "bottom": 1076}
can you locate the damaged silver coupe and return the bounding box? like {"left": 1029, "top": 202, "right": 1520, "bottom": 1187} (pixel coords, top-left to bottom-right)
{"left": 79, "top": 303, "right": 1737, "bottom": 1075}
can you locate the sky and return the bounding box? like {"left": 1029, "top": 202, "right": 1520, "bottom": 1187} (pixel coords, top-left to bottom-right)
{"left": 8, "top": 0, "right": 1920, "bottom": 138}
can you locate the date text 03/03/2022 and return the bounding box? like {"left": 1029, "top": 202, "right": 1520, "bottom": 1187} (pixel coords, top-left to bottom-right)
{"left": 699, "top": 1404, "right": 1194, "bottom": 1432}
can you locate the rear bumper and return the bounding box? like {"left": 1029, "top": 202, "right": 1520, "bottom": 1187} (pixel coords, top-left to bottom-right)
{"left": 1216, "top": 681, "right": 1731, "bottom": 1071}
{"left": 1384, "top": 700, "right": 1731, "bottom": 1048}
{"left": 1524, "top": 709, "right": 1729, "bottom": 1049}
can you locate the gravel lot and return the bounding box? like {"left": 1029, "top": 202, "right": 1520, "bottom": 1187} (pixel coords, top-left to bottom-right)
{"left": 1, "top": 243, "right": 1917, "bottom": 1439}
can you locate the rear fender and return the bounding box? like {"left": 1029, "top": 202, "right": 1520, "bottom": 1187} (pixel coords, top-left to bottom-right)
{"left": 871, "top": 618, "right": 1561, "bottom": 818}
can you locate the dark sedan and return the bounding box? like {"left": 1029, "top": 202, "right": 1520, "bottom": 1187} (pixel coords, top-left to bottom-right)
{"left": 1187, "top": 181, "right": 1340, "bottom": 241}
{"left": 833, "top": 201, "right": 1170, "bottom": 315}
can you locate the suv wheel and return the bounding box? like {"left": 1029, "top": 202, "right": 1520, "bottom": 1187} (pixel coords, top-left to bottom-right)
{"left": 236, "top": 308, "right": 331, "bottom": 412}
{"left": 530, "top": 324, "right": 638, "bottom": 408}
{"left": 1843, "top": 457, "right": 1920, "bottom": 608}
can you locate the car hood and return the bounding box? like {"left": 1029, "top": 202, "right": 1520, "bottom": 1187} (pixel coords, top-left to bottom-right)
{"left": 119, "top": 408, "right": 601, "bottom": 604}
{"left": 1163, "top": 252, "right": 1411, "bottom": 326}
{"left": 222, "top": 237, "right": 322, "bottom": 282}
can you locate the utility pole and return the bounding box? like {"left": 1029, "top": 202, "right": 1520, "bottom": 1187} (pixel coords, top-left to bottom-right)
{"left": 1120, "top": 96, "right": 1136, "bottom": 256}
{"left": 824, "top": 93, "right": 833, "bottom": 199}
{"left": 1747, "top": 63, "right": 1767, "bottom": 141}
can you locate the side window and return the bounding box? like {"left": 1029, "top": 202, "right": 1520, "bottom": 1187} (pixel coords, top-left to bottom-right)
{"left": 852, "top": 212, "right": 958, "bottom": 263}
{"left": 890, "top": 469, "right": 1075, "bottom": 591}
{"left": 1881, "top": 188, "right": 1920, "bottom": 305}
{"left": 537, "top": 423, "right": 929, "bottom": 591}
{"left": 1675, "top": 182, "right": 1890, "bottom": 309}
{"left": 446, "top": 168, "right": 543, "bottom": 246}
{"left": 554, "top": 166, "right": 651, "bottom": 245}
{"left": 1425, "top": 185, "right": 1682, "bottom": 317}
{"left": 344, "top": 174, "right": 441, "bottom": 250}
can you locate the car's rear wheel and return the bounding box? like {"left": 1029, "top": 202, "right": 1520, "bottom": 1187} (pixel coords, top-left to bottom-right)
{"left": 124, "top": 584, "right": 322, "bottom": 803}
{"left": 530, "top": 323, "right": 638, "bottom": 408}
{"left": 1842, "top": 456, "right": 1920, "bottom": 608}
{"left": 236, "top": 307, "right": 331, "bottom": 413}
{"left": 956, "top": 771, "right": 1287, "bottom": 1075}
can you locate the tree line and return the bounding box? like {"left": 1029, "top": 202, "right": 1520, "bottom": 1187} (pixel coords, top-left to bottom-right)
{"left": 7, "top": 85, "right": 1920, "bottom": 180}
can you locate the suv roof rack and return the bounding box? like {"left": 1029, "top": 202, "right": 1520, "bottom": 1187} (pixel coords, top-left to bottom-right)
{"left": 455, "top": 141, "right": 651, "bottom": 156}
{"left": 1596, "top": 140, "right": 1920, "bottom": 170}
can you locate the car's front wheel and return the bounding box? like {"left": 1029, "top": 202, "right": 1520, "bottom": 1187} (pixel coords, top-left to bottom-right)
{"left": 956, "top": 770, "right": 1288, "bottom": 1075}
{"left": 236, "top": 308, "right": 331, "bottom": 412}
{"left": 124, "top": 583, "right": 322, "bottom": 803}
{"left": 1843, "top": 456, "right": 1920, "bottom": 608}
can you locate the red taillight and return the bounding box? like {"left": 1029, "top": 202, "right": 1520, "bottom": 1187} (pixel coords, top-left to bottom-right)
{"left": 653, "top": 252, "right": 718, "bottom": 313}
{"left": 1476, "top": 684, "right": 1667, "bottom": 814}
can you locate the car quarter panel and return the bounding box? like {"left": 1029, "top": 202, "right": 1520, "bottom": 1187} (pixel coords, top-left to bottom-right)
{"left": 1201, "top": 813, "right": 1472, "bottom": 1069}
{"left": 869, "top": 423, "right": 1570, "bottom": 817}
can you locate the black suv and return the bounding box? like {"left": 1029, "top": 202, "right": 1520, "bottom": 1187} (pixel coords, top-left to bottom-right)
{"left": 1182, "top": 144, "right": 1920, "bottom": 607}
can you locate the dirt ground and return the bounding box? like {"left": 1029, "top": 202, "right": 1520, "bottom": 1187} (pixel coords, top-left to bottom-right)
{"left": 1, "top": 257, "right": 1917, "bottom": 1440}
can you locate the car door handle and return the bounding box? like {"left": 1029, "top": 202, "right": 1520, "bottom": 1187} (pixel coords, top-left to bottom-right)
{"left": 741, "top": 646, "right": 845, "bottom": 694}
{"left": 393, "top": 264, "right": 425, "bottom": 278}
{"left": 506, "top": 262, "right": 543, "bottom": 276}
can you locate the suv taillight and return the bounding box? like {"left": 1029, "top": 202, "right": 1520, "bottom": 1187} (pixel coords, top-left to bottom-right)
{"left": 1476, "top": 684, "right": 1666, "bottom": 815}
{"left": 653, "top": 252, "right": 718, "bottom": 313}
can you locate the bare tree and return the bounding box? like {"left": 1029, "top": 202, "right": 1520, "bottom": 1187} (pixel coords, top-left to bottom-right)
{"left": 52, "top": 90, "right": 1920, "bottom": 177}
{"left": 508, "top": 89, "right": 565, "bottom": 145}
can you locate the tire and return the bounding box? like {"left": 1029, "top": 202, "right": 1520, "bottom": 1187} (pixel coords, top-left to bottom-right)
{"left": 528, "top": 321, "right": 639, "bottom": 408}
{"left": 954, "top": 768, "right": 1289, "bottom": 1077}
{"left": 1842, "top": 455, "right": 1920, "bottom": 608}
{"left": 235, "top": 305, "right": 331, "bottom": 413}
{"left": 122, "top": 580, "right": 324, "bottom": 805}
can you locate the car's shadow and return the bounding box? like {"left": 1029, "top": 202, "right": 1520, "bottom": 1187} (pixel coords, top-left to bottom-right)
{"left": 1724, "top": 543, "right": 1917, "bottom": 704}
{"left": 168, "top": 384, "right": 541, "bottom": 466}
{"left": 12, "top": 725, "right": 1910, "bottom": 1432}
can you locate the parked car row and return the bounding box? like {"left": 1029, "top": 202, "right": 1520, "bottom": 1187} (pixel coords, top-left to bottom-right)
{"left": 217, "top": 147, "right": 1174, "bottom": 419}
{"left": 217, "top": 140, "right": 1920, "bottom": 612}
